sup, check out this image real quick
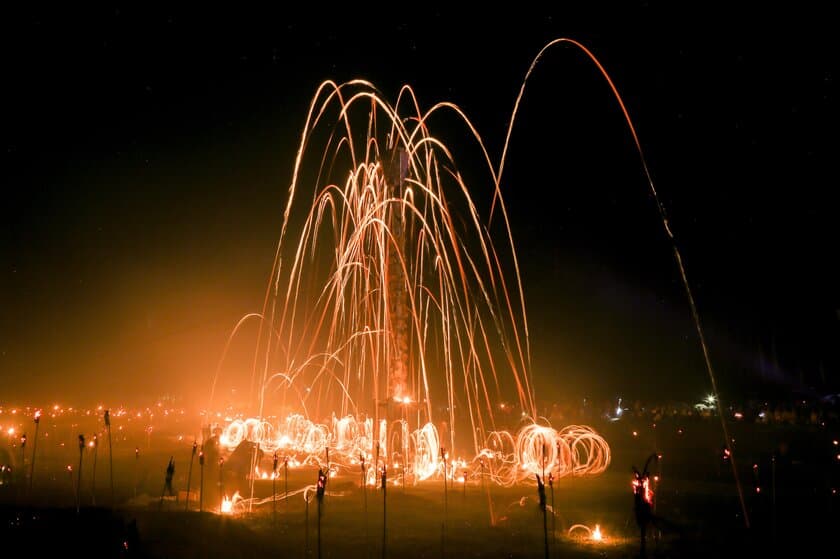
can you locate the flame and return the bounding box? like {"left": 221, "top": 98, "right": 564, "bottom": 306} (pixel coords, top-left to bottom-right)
{"left": 592, "top": 524, "right": 603, "bottom": 541}
{"left": 632, "top": 476, "right": 653, "bottom": 505}
{"left": 220, "top": 491, "right": 241, "bottom": 514}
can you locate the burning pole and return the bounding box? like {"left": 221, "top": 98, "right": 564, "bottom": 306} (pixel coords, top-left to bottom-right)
{"left": 185, "top": 441, "right": 197, "bottom": 512}
{"left": 18, "top": 433, "right": 26, "bottom": 487}
{"left": 104, "top": 409, "right": 114, "bottom": 506}
{"left": 29, "top": 410, "right": 41, "bottom": 494}
{"left": 549, "top": 472, "right": 555, "bottom": 549}
{"left": 198, "top": 448, "right": 204, "bottom": 512}
{"left": 537, "top": 474, "right": 548, "bottom": 559}
{"left": 284, "top": 456, "right": 289, "bottom": 519}
{"left": 218, "top": 457, "right": 224, "bottom": 514}
{"left": 76, "top": 434, "right": 85, "bottom": 515}
{"left": 481, "top": 458, "right": 495, "bottom": 527}
{"left": 381, "top": 464, "right": 387, "bottom": 559}
{"left": 317, "top": 468, "right": 327, "bottom": 559}
{"left": 133, "top": 447, "right": 139, "bottom": 499}
{"left": 441, "top": 447, "right": 448, "bottom": 547}
{"left": 272, "top": 452, "right": 278, "bottom": 526}
{"left": 90, "top": 434, "right": 98, "bottom": 506}
{"left": 361, "top": 453, "right": 368, "bottom": 555}
{"left": 462, "top": 470, "right": 467, "bottom": 500}
{"left": 632, "top": 453, "right": 659, "bottom": 558}
{"left": 305, "top": 488, "right": 310, "bottom": 557}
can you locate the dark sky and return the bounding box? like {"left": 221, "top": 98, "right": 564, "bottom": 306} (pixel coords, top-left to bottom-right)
{"left": 2, "top": 5, "right": 838, "bottom": 407}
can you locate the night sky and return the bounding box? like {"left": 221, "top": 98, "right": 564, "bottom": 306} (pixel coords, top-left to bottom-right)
{"left": 2, "top": 6, "right": 838, "bottom": 407}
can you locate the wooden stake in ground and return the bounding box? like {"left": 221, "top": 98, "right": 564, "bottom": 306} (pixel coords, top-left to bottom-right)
{"left": 317, "top": 468, "right": 327, "bottom": 559}
{"left": 199, "top": 448, "right": 205, "bottom": 512}
{"left": 537, "top": 474, "right": 548, "bottom": 559}
{"left": 134, "top": 447, "right": 139, "bottom": 499}
{"left": 29, "top": 410, "right": 41, "bottom": 494}
{"left": 105, "top": 409, "right": 114, "bottom": 506}
{"left": 185, "top": 441, "right": 197, "bottom": 512}
{"left": 272, "top": 451, "right": 278, "bottom": 526}
{"left": 381, "top": 464, "right": 387, "bottom": 559}
{"left": 90, "top": 434, "right": 98, "bottom": 506}
{"left": 76, "top": 434, "right": 85, "bottom": 515}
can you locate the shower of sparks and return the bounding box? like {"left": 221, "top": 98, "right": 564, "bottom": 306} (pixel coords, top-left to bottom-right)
{"left": 207, "top": 79, "right": 610, "bottom": 488}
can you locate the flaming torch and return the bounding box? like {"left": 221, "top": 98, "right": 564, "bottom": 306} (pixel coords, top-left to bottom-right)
{"left": 632, "top": 453, "right": 658, "bottom": 558}
{"left": 76, "top": 434, "right": 85, "bottom": 515}
{"left": 185, "top": 441, "right": 197, "bottom": 512}
{"left": 90, "top": 434, "right": 98, "bottom": 506}
{"left": 218, "top": 457, "right": 224, "bottom": 514}
{"left": 381, "top": 464, "right": 387, "bottom": 559}
{"left": 29, "top": 410, "right": 41, "bottom": 494}
{"left": 549, "top": 472, "right": 556, "bottom": 549}
{"left": 272, "top": 451, "right": 278, "bottom": 525}
{"left": 18, "top": 433, "right": 26, "bottom": 486}
{"left": 133, "top": 447, "right": 139, "bottom": 499}
{"left": 317, "top": 468, "right": 327, "bottom": 559}
{"left": 198, "top": 448, "right": 205, "bottom": 513}
{"left": 104, "top": 409, "right": 114, "bottom": 506}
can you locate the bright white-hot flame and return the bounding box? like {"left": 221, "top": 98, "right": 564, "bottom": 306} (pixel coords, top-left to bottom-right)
{"left": 221, "top": 491, "right": 241, "bottom": 514}
{"left": 592, "top": 524, "right": 603, "bottom": 541}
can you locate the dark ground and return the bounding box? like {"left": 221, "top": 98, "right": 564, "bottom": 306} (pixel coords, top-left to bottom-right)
{"left": 1, "top": 411, "right": 838, "bottom": 558}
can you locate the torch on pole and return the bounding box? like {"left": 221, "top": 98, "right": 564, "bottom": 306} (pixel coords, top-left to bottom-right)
{"left": 305, "top": 489, "right": 310, "bottom": 557}
{"left": 284, "top": 456, "right": 289, "bottom": 519}
{"left": 105, "top": 409, "right": 114, "bottom": 507}
{"left": 381, "top": 464, "right": 387, "bottom": 559}
{"left": 441, "top": 447, "right": 448, "bottom": 553}
{"left": 272, "top": 451, "right": 278, "bottom": 526}
{"left": 218, "top": 457, "right": 224, "bottom": 514}
{"left": 29, "top": 410, "right": 41, "bottom": 495}
{"left": 133, "top": 447, "right": 139, "bottom": 499}
{"left": 199, "top": 448, "right": 204, "bottom": 513}
{"left": 317, "top": 468, "right": 327, "bottom": 559}
{"left": 76, "top": 434, "right": 85, "bottom": 515}
{"left": 361, "top": 454, "right": 368, "bottom": 555}
{"left": 18, "top": 434, "right": 26, "bottom": 489}
{"left": 90, "top": 434, "right": 98, "bottom": 506}
{"left": 549, "top": 472, "right": 555, "bottom": 549}
{"left": 185, "top": 440, "right": 197, "bottom": 512}
{"left": 537, "top": 474, "right": 548, "bottom": 559}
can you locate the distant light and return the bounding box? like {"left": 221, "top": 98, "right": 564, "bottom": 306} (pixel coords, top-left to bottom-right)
{"left": 704, "top": 394, "right": 716, "bottom": 406}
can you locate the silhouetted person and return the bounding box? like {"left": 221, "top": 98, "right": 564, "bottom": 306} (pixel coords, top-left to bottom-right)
{"left": 164, "top": 457, "right": 175, "bottom": 496}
